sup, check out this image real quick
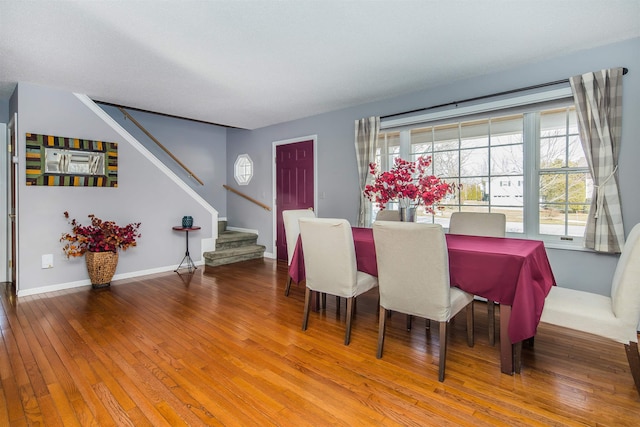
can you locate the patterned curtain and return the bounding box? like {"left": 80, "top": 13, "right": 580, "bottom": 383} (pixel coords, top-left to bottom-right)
{"left": 355, "top": 117, "right": 379, "bottom": 227}
{"left": 570, "top": 67, "right": 625, "bottom": 252}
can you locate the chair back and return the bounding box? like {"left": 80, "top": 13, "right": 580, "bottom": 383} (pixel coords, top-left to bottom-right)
{"left": 375, "top": 210, "right": 401, "bottom": 222}
{"left": 449, "top": 212, "right": 506, "bottom": 237}
{"left": 611, "top": 223, "right": 640, "bottom": 327}
{"left": 283, "top": 209, "right": 316, "bottom": 265}
{"left": 299, "top": 218, "right": 358, "bottom": 297}
{"left": 373, "top": 222, "right": 451, "bottom": 321}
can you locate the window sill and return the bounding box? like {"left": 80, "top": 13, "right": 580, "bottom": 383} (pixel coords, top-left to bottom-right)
{"left": 506, "top": 233, "right": 591, "bottom": 252}
{"left": 543, "top": 241, "right": 593, "bottom": 252}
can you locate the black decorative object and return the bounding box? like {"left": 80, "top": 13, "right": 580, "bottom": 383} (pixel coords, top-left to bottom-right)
{"left": 182, "top": 216, "right": 193, "bottom": 228}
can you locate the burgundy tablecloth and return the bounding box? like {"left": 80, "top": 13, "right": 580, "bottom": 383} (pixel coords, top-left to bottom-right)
{"left": 289, "top": 227, "right": 555, "bottom": 343}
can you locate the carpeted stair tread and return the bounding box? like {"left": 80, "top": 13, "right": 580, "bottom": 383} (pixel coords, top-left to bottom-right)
{"left": 216, "top": 231, "right": 259, "bottom": 250}
{"left": 203, "top": 244, "right": 266, "bottom": 267}
{"left": 205, "top": 221, "right": 265, "bottom": 268}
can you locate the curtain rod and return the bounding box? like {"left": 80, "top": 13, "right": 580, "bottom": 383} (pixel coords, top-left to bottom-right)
{"left": 380, "top": 67, "right": 629, "bottom": 121}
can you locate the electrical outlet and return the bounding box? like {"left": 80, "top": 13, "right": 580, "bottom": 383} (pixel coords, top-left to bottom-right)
{"left": 42, "top": 254, "right": 53, "bottom": 269}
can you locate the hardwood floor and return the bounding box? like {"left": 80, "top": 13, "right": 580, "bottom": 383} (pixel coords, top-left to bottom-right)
{"left": 1, "top": 258, "right": 638, "bottom": 426}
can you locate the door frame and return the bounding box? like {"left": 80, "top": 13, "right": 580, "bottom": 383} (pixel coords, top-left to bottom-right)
{"left": 7, "top": 113, "right": 18, "bottom": 293}
{"left": 0, "top": 122, "right": 6, "bottom": 283}
{"left": 272, "top": 134, "right": 318, "bottom": 258}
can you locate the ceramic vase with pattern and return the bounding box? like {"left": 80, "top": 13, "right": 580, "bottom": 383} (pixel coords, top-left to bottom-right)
{"left": 182, "top": 216, "right": 193, "bottom": 228}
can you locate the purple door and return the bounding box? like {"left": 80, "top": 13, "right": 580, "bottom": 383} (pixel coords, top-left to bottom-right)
{"left": 276, "top": 140, "right": 314, "bottom": 261}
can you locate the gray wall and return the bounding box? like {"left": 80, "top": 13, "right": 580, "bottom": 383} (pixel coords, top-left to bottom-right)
{"left": 0, "top": 97, "right": 8, "bottom": 123}
{"left": 227, "top": 37, "right": 640, "bottom": 296}
{"left": 3, "top": 38, "right": 638, "bottom": 297}
{"left": 99, "top": 105, "right": 228, "bottom": 217}
{"left": 13, "top": 82, "right": 215, "bottom": 294}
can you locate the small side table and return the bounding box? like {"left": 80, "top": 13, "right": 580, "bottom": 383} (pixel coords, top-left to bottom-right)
{"left": 172, "top": 226, "right": 201, "bottom": 273}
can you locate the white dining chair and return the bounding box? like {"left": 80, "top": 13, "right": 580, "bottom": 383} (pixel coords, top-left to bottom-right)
{"left": 375, "top": 210, "right": 401, "bottom": 222}
{"left": 282, "top": 208, "right": 316, "bottom": 296}
{"left": 449, "top": 211, "right": 506, "bottom": 346}
{"left": 540, "top": 223, "right": 640, "bottom": 396}
{"left": 299, "top": 218, "right": 378, "bottom": 345}
{"left": 373, "top": 221, "right": 474, "bottom": 382}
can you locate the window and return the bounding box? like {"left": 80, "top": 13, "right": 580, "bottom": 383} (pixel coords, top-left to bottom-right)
{"left": 538, "top": 107, "right": 590, "bottom": 238}
{"left": 377, "top": 94, "right": 588, "bottom": 248}
{"left": 234, "top": 154, "right": 253, "bottom": 185}
{"left": 374, "top": 131, "right": 401, "bottom": 172}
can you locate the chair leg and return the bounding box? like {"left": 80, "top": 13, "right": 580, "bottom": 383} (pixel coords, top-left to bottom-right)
{"left": 321, "top": 293, "right": 327, "bottom": 310}
{"left": 406, "top": 314, "right": 412, "bottom": 331}
{"left": 377, "top": 306, "right": 387, "bottom": 358}
{"left": 344, "top": 297, "right": 354, "bottom": 345}
{"left": 438, "top": 321, "right": 448, "bottom": 382}
{"left": 302, "top": 287, "right": 312, "bottom": 331}
{"left": 488, "top": 300, "right": 495, "bottom": 346}
{"left": 284, "top": 276, "right": 293, "bottom": 296}
{"left": 624, "top": 341, "right": 640, "bottom": 397}
{"left": 467, "top": 302, "right": 474, "bottom": 347}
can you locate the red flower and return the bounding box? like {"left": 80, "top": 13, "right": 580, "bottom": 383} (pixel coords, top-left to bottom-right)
{"left": 61, "top": 212, "right": 141, "bottom": 258}
{"left": 363, "top": 156, "right": 457, "bottom": 213}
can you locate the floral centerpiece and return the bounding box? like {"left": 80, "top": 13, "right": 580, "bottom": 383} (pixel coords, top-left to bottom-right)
{"left": 61, "top": 212, "right": 141, "bottom": 257}
{"left": 363, "top": 156, "right": 456, "bottom": 214}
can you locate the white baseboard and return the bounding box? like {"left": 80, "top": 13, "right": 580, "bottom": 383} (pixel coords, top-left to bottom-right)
{"left": 16, "top": 261, "right": 204, "bottom": 297}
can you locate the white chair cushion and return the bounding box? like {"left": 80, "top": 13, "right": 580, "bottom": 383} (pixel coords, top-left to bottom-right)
{"left": 355, "top": 271, "right": 379, "bottom": 296}
{"left": 450, "top": 287, "right": 474, "bottom": 319}
{"left": 611, "top": 223, "right": 640, "bottom": 324}
{"left": 540, "top": 286, "right": 636, "bottom": 344}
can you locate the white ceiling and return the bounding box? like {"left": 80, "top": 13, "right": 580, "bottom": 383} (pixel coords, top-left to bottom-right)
{"left": 1, "top": 1, "right": 639, "bottom": 130}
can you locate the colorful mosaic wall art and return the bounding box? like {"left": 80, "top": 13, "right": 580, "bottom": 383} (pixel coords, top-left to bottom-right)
{"left": 25, "top": 133, "right": 118, "bottom": 187}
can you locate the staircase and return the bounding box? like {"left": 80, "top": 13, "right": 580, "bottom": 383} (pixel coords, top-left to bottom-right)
{"left": 203, "top": 220, "right": 266, "bottom": 269}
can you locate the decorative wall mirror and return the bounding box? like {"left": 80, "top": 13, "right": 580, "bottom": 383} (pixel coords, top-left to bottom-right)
{"left": 44, "top": 148, "right": 105, "bottom": 175}
{"left": 26, "top": 133, "right": 118, "bottom": 187}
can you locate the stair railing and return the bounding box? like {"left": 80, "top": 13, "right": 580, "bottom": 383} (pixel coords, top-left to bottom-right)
{"left": 119, "top": 107, "right": 204, "bottom": 185}
{"left": 223, "top": 185, "right": 271, "bottom": 211}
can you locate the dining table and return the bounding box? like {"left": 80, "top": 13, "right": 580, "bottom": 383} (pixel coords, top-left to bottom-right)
{"left": 289, "top": 226, "right": 556, "bottom": 375}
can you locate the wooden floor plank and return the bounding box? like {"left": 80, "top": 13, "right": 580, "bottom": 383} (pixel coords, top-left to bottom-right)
{"left": 1, "top": 258, "right": 639, "bottom": 426}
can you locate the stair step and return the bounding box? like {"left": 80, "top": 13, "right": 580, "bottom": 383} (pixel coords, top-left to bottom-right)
{"left": 216, "top": 231, "right": 258, "bottom": 250}
{"left": 203, "top": 244, "right": 266, "bottom": 267}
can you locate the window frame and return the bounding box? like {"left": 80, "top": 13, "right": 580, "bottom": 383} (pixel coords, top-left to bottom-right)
{"left": 378, "top": 86, "right": 588, "bottom": 249}
{"left": 234, "top": 154, "right": 253, "bottom": 186}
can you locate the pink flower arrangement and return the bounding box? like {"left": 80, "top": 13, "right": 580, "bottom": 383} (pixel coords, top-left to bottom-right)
{"left": 61, "top": 212, "right": 141, "bottom": 258}
{"left": 363, "top": 156, "right": 456, "bottom": 213}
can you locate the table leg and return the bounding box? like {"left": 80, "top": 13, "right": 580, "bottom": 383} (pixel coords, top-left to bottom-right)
{"left": 514, "top": 341, "right": 522, "bottom": 374}
{"left": 175, "top": 230, "right": 197, "bottom": 274}
{"left": 499, "top": 304, "right": 514, "bottom": 375}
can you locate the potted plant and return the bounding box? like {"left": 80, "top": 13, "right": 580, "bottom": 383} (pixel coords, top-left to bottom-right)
{"left": 61, "top": 212, "right": 141, "bottom": 288}
{"left": 363, "top": 156, "right": 457, "bottom": 221}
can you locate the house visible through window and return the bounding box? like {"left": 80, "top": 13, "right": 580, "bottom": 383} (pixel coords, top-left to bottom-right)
{"left": 376, "top": 93, "right": 589, "bottom": 248}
